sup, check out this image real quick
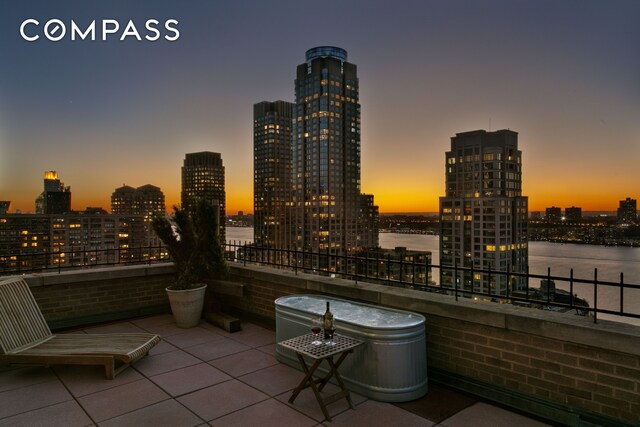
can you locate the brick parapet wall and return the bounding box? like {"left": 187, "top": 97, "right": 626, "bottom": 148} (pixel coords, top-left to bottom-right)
{"left": 23, "top": 264, "right": 174, "bottom": 329}
{"left": 223, "top": 264, "right": 640, "bottom": 425}
{"left": 16, "top": 263, "right": 640, "bottom": 424}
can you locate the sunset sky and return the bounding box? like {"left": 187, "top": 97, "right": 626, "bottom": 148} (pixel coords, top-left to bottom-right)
{"left": 1, "top": 0, "right": 638, "bottom": 214}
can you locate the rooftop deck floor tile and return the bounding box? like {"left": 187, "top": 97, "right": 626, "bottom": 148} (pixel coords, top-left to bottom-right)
{"left": 0, "top": 315, "right": 555, "bottom": 427}
{"left": 209, "top": 348, "right": 279, "bottom": 377}
{"left": 150, "top": 362, "right": 232, "bottom": 397}
{"left": 210, "top": 398, "right": 317, "bottom": 427}
{"left": 440, "top": 402, "right": 551, "bottom": 427}
{"left": 76, "top": 378, "right": 169, "bottom": 422}
{"left": 99, "top": 399, "right": 203, "bottom": 427}
{"left": 177, "top": 379, "right": 269, "bottom": 422}
{"left": 0, "top": 400, "right": 93, "bottom": 427}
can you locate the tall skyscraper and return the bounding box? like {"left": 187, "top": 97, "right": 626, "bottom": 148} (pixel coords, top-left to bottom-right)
{"left": 0, "top": 201, "right": 10, "bottom": 215}
{"left": 35, "top": 171, "right": 71, "bottom": 214}
{"left": 253, "top": 101, "right": 293, "bottom": 248}
{"left": 181, "top": 152, "right": 226, "bottom": 243}
{"left": 618, "top": 197, "right": 637, "bottom": 224}
{"left": 292, "top": 46, "right": 364, "bottom": 257}
{"left": 439, "top": 129, "right": 528, "bottom": 295}
{"left": 357, "top": 194, "right": 379, "bottom": 249}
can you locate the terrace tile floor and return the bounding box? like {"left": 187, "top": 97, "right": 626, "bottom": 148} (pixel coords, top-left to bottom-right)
{"left": 0, "top": 314, "right": 551, "bottom": 426}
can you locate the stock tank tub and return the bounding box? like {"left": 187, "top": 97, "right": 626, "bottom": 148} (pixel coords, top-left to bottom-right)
{"left": 275, "top": 295, "right": 427, "bottom": 402}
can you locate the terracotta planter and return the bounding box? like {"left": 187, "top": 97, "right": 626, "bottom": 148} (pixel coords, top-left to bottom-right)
{"left": 166, "top": 284, "right": 207, "bottom": 328}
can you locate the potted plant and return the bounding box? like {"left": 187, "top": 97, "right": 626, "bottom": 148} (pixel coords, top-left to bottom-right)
{"left": 152, "top": 199, "right": 229, "bottom": 328}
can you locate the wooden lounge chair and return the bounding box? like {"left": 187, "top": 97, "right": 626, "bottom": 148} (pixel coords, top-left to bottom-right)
{"left": 0, "top": 277, "right": 161, "bottom": 379}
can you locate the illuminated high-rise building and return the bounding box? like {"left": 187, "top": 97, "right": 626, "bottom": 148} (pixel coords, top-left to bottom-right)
{"left": 292, "top": 46, "right": 364, "bottom": 257}
{"left": 439, "top": 129, "right": 528, "bottom": 295}
{"left": 357, "top": 194, "right": 379, "bottom": 249}
{"left": 545, "top": 206, "right": 562, "bottom": 223}
{"left": 565, "top": 206, "right": 582, "bottom": 223}
{"left": 111, "top": 184, "right": 166, "bottom": 249}
{"left": 618, "top": 197, "right": 637, "bottom": 224}
{"left": 35, "top": 171, "right": 71, "bottom": 214}
{"left": 253, "top": 101, "right": 293, "bottom": 248}
{"left": 181, "top": 151, "right": 225, "bottom": 243}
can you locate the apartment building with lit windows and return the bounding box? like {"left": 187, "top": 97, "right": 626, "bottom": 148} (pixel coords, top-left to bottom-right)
{"left": 111, "top": 184, "right": 166, "bottom": 251}
{"left": 181, "top": 151, "right": 226, "bottom": 243}
{"left": 292, "top": 46, "right": 365, "bottom": 259}
{"left": 253, "top": 101, "right": 293, "bottom": 248}
{"left": 0, "top": 212, "right": 145, "bottom": 272}
{"left": 439, "top": 129, "right": 528, "bottom": 295}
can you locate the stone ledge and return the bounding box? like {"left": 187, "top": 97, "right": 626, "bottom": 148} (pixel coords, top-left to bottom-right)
{"left": 230, "top": 263, "right": 640, "bottom": 356}
{"left": 23, "top": 263, "right": 176, "bottom": 287}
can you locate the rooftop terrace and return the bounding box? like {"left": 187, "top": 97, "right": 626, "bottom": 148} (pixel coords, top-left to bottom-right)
{"left": 1, "top": 262, "right": 639, "bottom": 426}
{"left": 0, "top": 314, "right": 549, "bottom": 426}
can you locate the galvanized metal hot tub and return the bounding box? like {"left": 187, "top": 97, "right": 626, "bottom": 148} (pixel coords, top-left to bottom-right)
{"left": 275, "top": 294, "right": 427, "bottom": 402}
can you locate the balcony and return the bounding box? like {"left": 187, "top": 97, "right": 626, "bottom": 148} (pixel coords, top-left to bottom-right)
{"left": 1, "top": 263, "right": 639, "bottom": 426}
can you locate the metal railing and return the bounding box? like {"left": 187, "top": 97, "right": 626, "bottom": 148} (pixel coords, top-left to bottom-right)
{"left": 0, "top": 245, "right": 170, "bottom": 275}
{"left": 2, "top": 242, "right": 639, "bottom": 323}
{"left": 224, "top": 241, "right": 640, "bottom": 323}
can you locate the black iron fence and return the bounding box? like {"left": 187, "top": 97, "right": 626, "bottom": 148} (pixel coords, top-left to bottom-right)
{"left": 2, "top": 242, "right": 639, "bottom": 323}
{"left": 0, "top": 245, "right": 170, "bottom": 275}
{"left": 225, "top": 241, "right": 640, "bottom": 324}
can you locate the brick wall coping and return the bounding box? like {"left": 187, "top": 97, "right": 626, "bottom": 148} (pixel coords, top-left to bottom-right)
{"left": 22, "top": 264, "right": 175, "bottom": 287}
{"left": 231, "top": 263, "right": 640, "bottom": 357}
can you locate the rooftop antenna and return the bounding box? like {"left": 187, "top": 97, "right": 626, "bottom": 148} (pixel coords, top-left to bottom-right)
{"left": 489, "top": 117, "right": 492, "bottom": 131}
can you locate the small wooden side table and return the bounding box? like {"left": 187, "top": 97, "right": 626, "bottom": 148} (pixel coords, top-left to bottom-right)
{"left": 279, "top": 333, "right": 363, "bottom": 421}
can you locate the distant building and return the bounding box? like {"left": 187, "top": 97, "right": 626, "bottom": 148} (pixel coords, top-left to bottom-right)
{"left": 0, "top": 212, "right": 145, "bottom": 272}
{"left": 564, "top": 206, "right": 582, "bottom": 223}
{"left": 545, "top": 206, "right": 562, "bottom": 223}
{"left": 292, "top": 46, "right": 365, "bottom": 258}
{"left": 181, "top": 152, "right": 226, "bottom": 243}
{"left": 439, "top": 129, "right": 528, "bottom": 295}
{"left": 111, "top": 184, "right": 166, "bottom": 252}
{"left": 357, "top": 194, "right": 379, "bottom": 249}
{"left": 530, "top": 211, "right": 542, "bottom": 221}
{"left": 617, "top": 197, "right": 637, "bottom": 224}
{"left": 0, "top": 201, "right": 10, "bottom": 215}
{"left": 357, "top": 246, "right": 434, "bottom": 287}
{"left": 35, "top": 171, "right": 71, "bottom": 214}
{"left": 253, "top": 100, "right": 293, "bottom": 248}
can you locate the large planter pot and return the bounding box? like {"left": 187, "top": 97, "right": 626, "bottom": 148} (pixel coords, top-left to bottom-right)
{"left": 166, "top": 284, "right": 207, "bottom": 328}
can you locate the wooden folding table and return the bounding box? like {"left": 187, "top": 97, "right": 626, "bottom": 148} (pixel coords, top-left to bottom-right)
{"left": 279, "top": 333, "right": 363, "bottom": 421}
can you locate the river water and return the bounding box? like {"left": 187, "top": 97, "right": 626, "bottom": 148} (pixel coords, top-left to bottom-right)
{"left": 226, "top": 227, "right": 640, "bottom": 325}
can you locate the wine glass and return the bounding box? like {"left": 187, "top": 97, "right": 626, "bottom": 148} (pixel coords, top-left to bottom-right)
{"left": 325, "top": 326, "right": 336, "bottom": 346}
{"left": 311, "top": 317, "right": 323, "bottom": 345}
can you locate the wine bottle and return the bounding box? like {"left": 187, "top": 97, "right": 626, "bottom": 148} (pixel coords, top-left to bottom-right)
{"left": 323, "top": 301, "right": 333, "bottom": 339}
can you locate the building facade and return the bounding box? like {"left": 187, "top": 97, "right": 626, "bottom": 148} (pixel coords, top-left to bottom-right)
{"left": 439, "top": 129, "right": 528, "bottom": 296}
{"left": 0, "top": 212, "right": 145, "bottom": 272}
{"left": 181, "top": 152, "right": 226, "bottom": 243}
{"left": 564, "top": 206, "right": 582, "bottom": 223}
{"left": 253, "top": 101, "right": 293, "bottom": 248}
{"left": 357, "top": 194, "right": 379, "bottom": 249}
{"left": 618, "top": 197, "right": 637, "bottom": 224}
{"left": 545, "top": 206, "right": 562, "bottom": 223}
{"left": 111, "top": 184, "right": 166, "bottom": 252}
{"left": 35, "top": 171, "right": 71, "bottom": 214}
{"left": 292, "top": 46, "right": 364, "bottom": 259}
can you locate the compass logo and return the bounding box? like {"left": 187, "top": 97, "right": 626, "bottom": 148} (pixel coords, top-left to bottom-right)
{"left": 20, "top": 19, "right": 180, "bottom": 42}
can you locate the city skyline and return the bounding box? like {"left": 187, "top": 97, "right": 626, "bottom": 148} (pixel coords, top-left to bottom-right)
{"left": 1, "top": 1, "right": 639, "bottom": 214}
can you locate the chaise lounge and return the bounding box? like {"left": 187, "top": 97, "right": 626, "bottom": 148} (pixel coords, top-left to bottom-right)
{"left": 0, "top": 277, "right": 161, "bottom": 379}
